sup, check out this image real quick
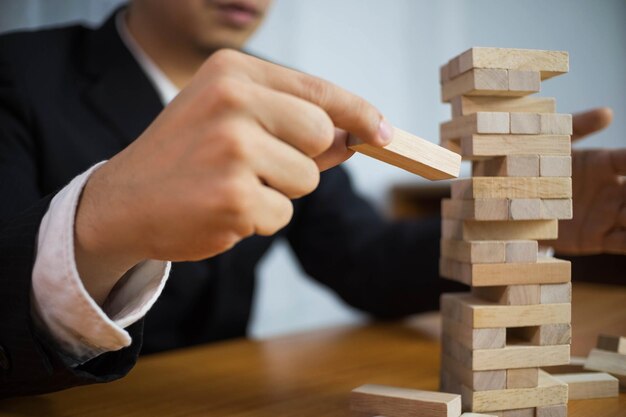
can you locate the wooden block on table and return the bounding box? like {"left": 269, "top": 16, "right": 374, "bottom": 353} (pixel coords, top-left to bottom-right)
{"left": 459, "top": 135, "right": 571, "bottom": 159}
{"left": 440, "top": 293, "right": 570, "bottom": 329}
{"left": 350, "top": 384, "right": 462, "bottom": 417}
{"left": 440, "top": 239, "right": 506, "bottom": 264}
{"left": 535, "top": 404, "right": 567, "bottom": 417}
{"left": 439, "top": 257, "right": 570, "bottom": 287}
{"left": 461, "top": 370, "right": 568, "bottom": 412}
{"left": 507, "top": 368, "right": 539, "bottom": 388}
{"left": 441, "top": 351, "right": 507, "bottom": 391}
{"left": 506, "top": 240, "right": 538, "bottom": 263}
{"left": 539, "top": 156, "right": 571, "bottom": 177}
{"left": 441, "top": 69, "right": 510, "bottom": 102}
{"left": 584, "top": 348, "right": 626, "bottom": 385}
{"left": 472, "top": 285, "right": 540, "bottom": 305}
{"left": 551, "top": 372, "right": 618, "bottom": 399}
{"left": 451, "top": 96, "right": 556, "bottom": 118}
{"left": 451, "top": 177, "right": 571, "bottom": 199}
{"left": 442, "top": 316, "right": 506, "bottom": 349}
{"left": 454, "top": 47, "right": 569, "bottom": 80}
{"left": 349, "top": 127, "right": 461, "bottom": 180}
{"left": 442, "top": 198, "right": 510, "bottom": 221}
{"left": 509, "top": 324, "right": 572, "bottom": 346}
{"left": 597, "top": 335, "right": 626, "bottom": 355}
{"left": 540, "top": 283, "right": 572, "bottom": 304}
{"left": 440, "top": 112, "right": 510, "bottom": 141}
{"left": 508, "top": 71, "right": 541, "bottom": 93}
{"left": 472, "top": 155, "right": 539, "bottom": 177}
{"left": 442, "top": 218, "right": 559, "bottom": 241}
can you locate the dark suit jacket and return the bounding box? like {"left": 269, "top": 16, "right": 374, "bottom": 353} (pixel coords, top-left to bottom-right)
{"left": 0, "top": 13, "right": 466, "bottom": 397}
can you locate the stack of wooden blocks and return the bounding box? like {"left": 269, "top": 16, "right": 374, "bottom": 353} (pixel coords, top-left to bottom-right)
{"left": 438, "top": 47, "right": 573, "bottom": 417}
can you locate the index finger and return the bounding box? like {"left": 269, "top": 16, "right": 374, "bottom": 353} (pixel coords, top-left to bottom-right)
{"left": 239, "top": 53, "right": 393, "bottom": 147}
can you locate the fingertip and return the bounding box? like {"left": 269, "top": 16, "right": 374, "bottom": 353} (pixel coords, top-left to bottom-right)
{"left": 378, "top": 118, "right": 394, "bottom": 146}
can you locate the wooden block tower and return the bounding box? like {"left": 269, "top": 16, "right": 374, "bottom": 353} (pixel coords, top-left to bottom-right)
{"left": 438, "top": 47, "right": 572, "bottom": 417}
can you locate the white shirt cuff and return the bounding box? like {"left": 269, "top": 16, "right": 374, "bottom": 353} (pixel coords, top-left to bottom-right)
{"left": 31, "top": 162, "right": 171, "bottom": 362}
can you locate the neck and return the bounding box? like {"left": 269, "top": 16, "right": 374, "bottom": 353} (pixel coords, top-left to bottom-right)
{"left": 125, "top": 9, "right": 208, "bottom": 89}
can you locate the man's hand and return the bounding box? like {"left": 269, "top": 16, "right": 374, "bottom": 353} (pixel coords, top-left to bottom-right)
{"left": 552, "top": 107, "right": 626, "bottom": 256}
{"left": 74, "top": 49, "right": 392, "bottom": 304}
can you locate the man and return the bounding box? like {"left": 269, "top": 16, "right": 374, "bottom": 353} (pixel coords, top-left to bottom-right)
{"left": 0, "top": 0, "right": 623, "bottom": 397}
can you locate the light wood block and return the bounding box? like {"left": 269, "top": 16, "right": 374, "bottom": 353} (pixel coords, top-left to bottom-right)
{"left": 441, "top": 316, "right": 506, "bottom": 349}
{"left": 539, "top": 156, "right": 571, "bottom": 177}
{"left": 508, "top": 71, "right": 541, "bottom": 93}
{"left": 440, "top": 293, "right": 570, "bottom": 329}
{"left": 442, "top": 198, "right": 510, "bottom": 221}
{"left": 540, "top": 283, "right": 572, "bottom": 304}
{"left": 440, "top": 239, "right": 506, "bottom": 264}
{"left": 584, "top": 348, "right": 626, "bottom": 384}
{"left": 510, "top": 113, "right": 540, "bottom": 134}
{"left": 506, "top": 241, "right": 538, "bottom": 263}
{"left": 458, "top": 135, "right": 571, "bottom": 159}
{"left": 597, "top": 335, "right": 626, "bottom": 355}
{"left": 507, "top": 368, "right": 539, "bottom": 388}
{"left": 349, "top": 127, "right": 461, "bottom": 180}
{"left": 451, "top": 96, "right": 556, "bottom": 117}
{"left": 454, "top": 47, "right": 569, "bottom": 80}
{"left": 552, "top": 372, "right": 619, "bottom": 399}
{"left": 350, "top": 384, "right": 462, "bottom": 417}
{"left": 461, "top": 413, "right": 500, "bottom": 417}
{"left": 442, "top": 219, "right": 559, "bottom": 241}
{"left": 535, "top": 405, "right": 567, "bottom": 417}
{"left": 472, "top": 285, "right": 540, "bottom": 305}
{"left": 540, "top": 114, "right": 572, "bottom": 135}
{"left": 509, "top": 324, "right": 572, "bottom": 346}
{"left": 472, "top": 155, "right": 539, "bottom": 177}
{"left": 509, "top": 199, "right": 541, "bottom": 219}
{"left": 509, "top": 199, "right": 572, "bottom": 220}
{"left": 451, "top": 177, "right": 571, "bottom": 199}
{"left": 441, "top": 68, "right": 509, "bottom": 102}
{"left": 441, "top": 351, "right": 507, "bottom": 391}
{"left": 501, "top": 409, "right": 534, "bottom": 417}
{"left": 461, "top": 371, "right": 568, "bottom": 412}
{"left": 441, "top": 112, "right": 510, "bottom": 140}
{"left": 439, "top": 257, "right": 570, "bottom": 287}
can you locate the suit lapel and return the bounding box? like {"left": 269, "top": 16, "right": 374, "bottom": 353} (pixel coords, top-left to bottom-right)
{"left": 80, "top": 12, "right": 163, "bottom": 146}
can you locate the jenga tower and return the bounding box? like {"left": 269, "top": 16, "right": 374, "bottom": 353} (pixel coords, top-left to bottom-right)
{"left": 438, "top": 48, "right": 572, "bottom": 417}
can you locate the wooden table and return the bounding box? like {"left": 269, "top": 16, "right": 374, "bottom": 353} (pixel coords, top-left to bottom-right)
{"left": 1, "top": 283, "right": 625, "bottom": 416}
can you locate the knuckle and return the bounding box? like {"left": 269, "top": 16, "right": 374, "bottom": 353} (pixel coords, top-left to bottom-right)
{"left": 206, "top": 77, "right": 247, "bottom": 110}
{"left": 212, "top": 122, "right": 249, "bottom": 162}
{"left": 306, "top": 107, "right": 335, "bottom": 156}
{"left": 206, "top": 48, "right": 245, "bottom": 72}
{"left": 299, "top": 74, "right": 330, "bottom": 106}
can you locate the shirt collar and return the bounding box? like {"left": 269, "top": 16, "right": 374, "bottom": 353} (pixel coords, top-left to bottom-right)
{"left": 115, "top": 11, "right": 180, "bottom": 106}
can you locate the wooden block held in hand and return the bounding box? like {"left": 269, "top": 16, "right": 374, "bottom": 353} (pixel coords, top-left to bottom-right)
{"left": 597, "top": 335, "right": 626, "bottom": 355}
{"left": 472, "top": 285, "right": 540, "bottom": 305}
{"left": 451, "top": 177, "right": 571, "bottom": 199}
{"left": 451, "top": 96, "right": 556, "bottom": 117}
{"left": 460, "top": 135, "right": 571, "bottom": 159}
{"left": 539, "top": 156, "right": 571, "bottom": 177}
{"left": 552, "top": 372, "right": 619, "bottom": 399}
{"left": 507, "top": 368, "right": 539, "bottom": 388}
{"left": 350, "top": 384, "right": 462, "bottom": 417}
{"left": 472, "top": 155, "right": 539, "bottom": 177}
{"left": 349, "top": 127, "right": 461, "bottom": 180}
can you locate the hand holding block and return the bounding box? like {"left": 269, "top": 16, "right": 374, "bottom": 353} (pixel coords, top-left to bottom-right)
{"left": 349, "top": 127, "right": 461, "bottom": 180}
{"left": 350, "top": 384, "right": 461, "bottom": 417}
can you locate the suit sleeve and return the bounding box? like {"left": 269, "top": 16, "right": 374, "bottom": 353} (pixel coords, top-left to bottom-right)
{"left": 0, "top": 51, "right": 143, "bottom": 398}
{"left": 286, "top": 166, "right": 467, "bottom": 318}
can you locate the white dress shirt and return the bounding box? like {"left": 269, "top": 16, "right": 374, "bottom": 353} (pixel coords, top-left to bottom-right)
{"left": 31, "top": 12, "right": 181, "bottom": 362}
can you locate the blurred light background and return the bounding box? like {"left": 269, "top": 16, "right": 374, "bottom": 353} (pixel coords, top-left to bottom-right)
{"left": 2, "top": 0, "right": 624, "bottom": 338}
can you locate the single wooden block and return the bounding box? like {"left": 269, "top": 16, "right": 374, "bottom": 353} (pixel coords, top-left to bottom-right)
{"left": 439, "top": 257, "right": 571, "bottom": 287}
{"left": 440, "top": 239, "right": 506, "bottom": 264}
{"left": 508, "top": 71, "right": 541, "bottom": 93}
{"left": 507, "top": 368, "right": 539, "bottom": 388}
{"left": 472, "top": 285, "right": 541, "bottom": 305}
{"left": 462, "top": 371, "right": 568, "bottom": 413}
{"left": 441, "top": 68, "right": 509, "bottom": 102}
{"left": 501, "top": 409, "right": 534, "bottom": 417}
{"left": 540, "top": 283, "right": 572, "bottom": 304}
{"left": 451, "top": 96, "right": 556, "bottom": 118}
{"left": 350, "top": 384, "right": 462, "bottom": 417}
{"left": 509, "top": 324, "right": 572, "bottom": 346}
{"left": 509, "top": 199, "right": 572, "bottom": 220}
{"left": 535, "top": 405, "right": 567, "bottom": 417}
{"left": 442, "top": 219, "right": 559, "bottom": 241}
{"left": 597, "top": 335, "right": 626, "bottom": 355}
{"left": 552, "top": 372, "right": 619, "bottom": 399}
{"left": 454, "top": 47, "right": 569, "bottom": 80}
{"left": 509, "top": 199, "right": 541, "bottom": 219}
{"left": 539, "top": 199, "right": 573, "bottom": 220}
{"left": 442, "top": 198, "right": 510, "bottom": 221}
{"left": 506, "top": 241, "right": 538, "bottom": 263}
{"left": 349, "top": 127, "right": 461, "bottom": 180}
{"left": 540, "top": 114, "right": 572, "bottom": 135}
{"left": 510, "top": 113, "right": 540, "bottom": 134}
{"left": 441, "top": 316, "right": 506, "bottom": 349}
{"left": 459, "top": 135, "right": 571, "bottom": 159}
{"left": 441, "top": 351, "right": 507, "bottom": 391}
{"left": 451, "top": 177, "right": 571, "bottom": 200}
{"left": 539, "top": 156, "right": 572, "bottom": 177}
{"left": 440, "top": 112, "right": 510, "bottom": 141}
{"left": 440, "top": 293, "right": 570, "bottom": 329}
{"left": 584, "top": 348, "right": 626, "bottom": 384}
{"left": 472, "top": 155, "right": 540, "bottom": 177}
